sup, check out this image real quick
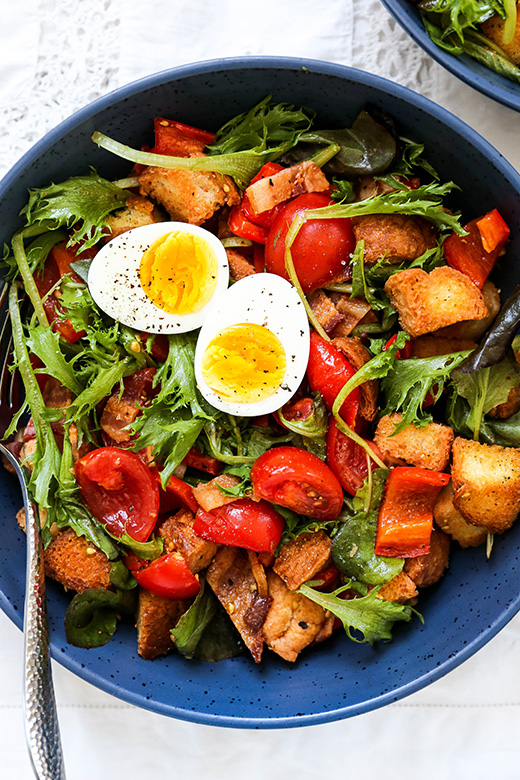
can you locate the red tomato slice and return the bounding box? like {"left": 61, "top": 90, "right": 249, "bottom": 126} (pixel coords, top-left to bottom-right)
{"left": 326, "top": 419, "right": 380, "bottom": 496}
{"left": 74, "top": 447, "right": 160, "bottom": 542}
{"left": 193, "top": 498, "right": 285, "bottom": 553}
{"left": 265, "top": 192, "right": 354, "bottom": 293}
{"left": 307, "top": 332, "right": 359, "bottom": 426}
{"left": 251, "top": 446, "right": 344, "bottom": 521}
{"left": 134, "top": 553, "right": 201, "bottom": 599}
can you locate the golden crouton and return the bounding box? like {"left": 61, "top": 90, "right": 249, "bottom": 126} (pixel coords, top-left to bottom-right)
{"left": 481, "top": 4, "right": 520, "bottom": 66}
{"left": 433, "top": 482, "right": 488, "bottom": 548}
{"left": 225, "top": 249, "right": 256, "bottom": 281}
{"left": 451, "top": 437, "right": 520, "bottom": 533}
{"left": 43, "top": 529, "right": 112, "bottom": 592}
{"left": 332, "top": 336, "right": 378, "bottom": 421}
{"left": 158, "top": 508, "right": 217, "bottom": 574}
{"left": 136, "top": 588, "right": 187, "bottom": 660}
{"left": 384, "top": 266, "right": 488, "bottom": 337}
{"left": 245, "top": 161, "right": 328, "bottom": 214}
{"left": 374, "top": 413, "right": 454, "bottom": 471}
{"left": 403, "top": 528, "right": 450, "bottom": 588}
{"left": 411, "top": 335, "right": 477, "bottom": 359}
{"left": 376, "top": 572, "right": 418, "bottom": 604}
{"left": 273, "top": 530, "right": 332, "bottom": 591}
{"left": 139, "top": 167, "right": 240, "bottom": 226}
{"left": 104, "top": 195, "right": 165, "bottom": 240}
{"left": 352, "top": 214, "right": 437, "bottom": 265}
{"left": 433, "top": 280, "right": 500, "bottom": 341}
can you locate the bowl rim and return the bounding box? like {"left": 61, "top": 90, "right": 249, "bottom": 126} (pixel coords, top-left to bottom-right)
{"left": 379, "top": 0, "right": 520, "bottom": 113}
{"left": 3, "top": 55, "right": 520, "bottom": 728}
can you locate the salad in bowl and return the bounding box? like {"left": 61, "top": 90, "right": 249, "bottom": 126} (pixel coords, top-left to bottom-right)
{"left": 2, "top": 59, "right": 520, "bottom": 726}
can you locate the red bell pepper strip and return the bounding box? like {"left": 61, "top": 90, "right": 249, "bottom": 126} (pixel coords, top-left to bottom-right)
{"left": 228, "top": 205, "right": 269, "bottom": 244}
{"left": 306, "top": 332, "right": 360, "bottom": 427}
{"left": 35, "top": 245, "right": 87, "bottom": 343}
{"left": 182, "top": 447, "right": 222, "bottom": 476}
{"left": 151, "top": 469, "right": 199, "bottom": 514}
{"left": 241, "top": 162, "right": 285, "bottom": 227}
{"left": 444, "top": 209, "right": 510, "bottom": 289}
{"left": 151, "top": 117, "right": 215, "bottom": 156}
{"left": 375, "top": 467, "right": 450, "bottom": 558}
{"left": 383, "top": 333, "right": 413, "bottom": 360}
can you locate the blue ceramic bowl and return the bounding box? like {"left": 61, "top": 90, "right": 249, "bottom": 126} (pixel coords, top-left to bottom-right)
{"left": 1, "top": 58, "right": 520, "bottom": 728}
{"left": 380, "top": 0, "right": 520, "bottom": 112}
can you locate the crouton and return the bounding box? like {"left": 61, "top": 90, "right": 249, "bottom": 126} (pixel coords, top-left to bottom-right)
{"left": 43, "top": 529, "right": 111, "bottom": 592}
{"left": 206, "top": 546, "right": 271, "bottom": 662}
{"left": 308, "top": 290, "right": 346, "bottom": 335}
{"left": 225, "top": 248, "right": 256, "bottom": 281}
{"left": 136, "top": 588, "right": 187, "bottom": 660}
{"left": 411, "top": 335, "right": 477, "bottom": 359}
{"left": 262, "top": 570, "right": 334, "bottom": 662}
{"left": 332, "top": 336, "right": 378, "bottom": 421}
{"left": 384, "top": 266, "right": 488, "bottom": 337}
{"left": 273, "top": 531, "right": 332, "bottom": 591}
{"left": 481, "top": 4, "right": 520, "bottom": 66}
{"left": 139, "top": 167, "right": 240, "bottom": 226}
{"left": 245, "top": 161, "right": 329, "bottom": 214}
{"left": 158, "top": 508, "right": 217, "bottom": 573}
{"left": 451, "top": 437, "right": 520, "bottom": 533}
{"left": 433, "top": 482, "right": 488, "bottom": 548}
{"left": 403, "top": 528, "right": 450, "bottom": 587}
{"left": 373, "top": 413, "right": 454, "bottom": 471}
{"left": 352, "top": 213, "right": 437, "bottom": 265}
{"left": 104, "top": 195, "right": 165, "bottom": 240}
{"left": 376, "top": 572, "right": 418, "bottom": 604}
{"left": 433, "top": 280, "right": 500, "bottom": 340}
{"left": 192, "top": 474, "right": 242, "bottom": 512}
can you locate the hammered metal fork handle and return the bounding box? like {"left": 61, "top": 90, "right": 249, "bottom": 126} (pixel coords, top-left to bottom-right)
{"left": 1, "top": 444, "right": 65, "bottom": 779}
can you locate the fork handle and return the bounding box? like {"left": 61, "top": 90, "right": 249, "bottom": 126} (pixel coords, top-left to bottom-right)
{"left": 23, "top": 501, "right": 66, "bottom": 780}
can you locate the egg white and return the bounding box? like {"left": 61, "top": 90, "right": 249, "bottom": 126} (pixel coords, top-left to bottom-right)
{"left": 194, "top": 273, "right": 310, "bottom": 416}
{"left": 87, "top": 222, "right": 229, "bottom": 334}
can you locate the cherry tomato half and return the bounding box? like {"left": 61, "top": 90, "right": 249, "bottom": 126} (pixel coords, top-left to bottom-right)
{"left": 251, "top": 446, "right": 344, "bottom": 521}
{"left": 265, "top": 192, "right": 355, "bottom": 293}
{"left": 193, "top": 498, "right": 285, "bottom": 553}
{"left": 74, "top": 447, "right": 160, "bottom": 542}
{"left": 134, "top": 553, "right": 200, "bottom": 599}
{"left": 307, "top": 332, "right": 359, "bottom": 427}
{"left": 326, "top": 419, "right": 380, "bottom": 496}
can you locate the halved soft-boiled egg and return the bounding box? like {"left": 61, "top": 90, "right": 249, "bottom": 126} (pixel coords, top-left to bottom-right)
{"left": 194, "top": 273, "right": 310, "bottom": 416}
{"left": 87, "top": 222, "right": 229, "bottom": 333}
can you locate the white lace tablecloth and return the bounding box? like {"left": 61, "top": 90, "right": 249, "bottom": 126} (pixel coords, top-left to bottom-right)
{"left": 2, "top": 1, "right": 520, "bottom": 777}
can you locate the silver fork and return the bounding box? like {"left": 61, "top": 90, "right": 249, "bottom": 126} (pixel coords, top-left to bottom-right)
{"left": 0, "top": 283, "right": 66, "bottom": 780}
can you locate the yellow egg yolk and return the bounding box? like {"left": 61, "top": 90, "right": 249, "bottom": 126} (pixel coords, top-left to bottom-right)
{"left": 139, "top": 231, "right": 218, "bottom": 315}
{"left": 201, "top": 323, "right": 287, "bottom": 403}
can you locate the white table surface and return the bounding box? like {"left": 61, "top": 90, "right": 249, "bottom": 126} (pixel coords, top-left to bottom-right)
{"left": 2, "top": 1, "right": 520, "bottom": 778}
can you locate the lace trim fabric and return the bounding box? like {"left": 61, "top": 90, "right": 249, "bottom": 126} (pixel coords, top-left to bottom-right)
{"left": 0, "top": 0, "right": 122, "bottom": 179}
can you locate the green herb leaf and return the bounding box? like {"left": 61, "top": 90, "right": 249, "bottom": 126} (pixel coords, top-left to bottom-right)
{"left": 23, "top": 171, "right": 129, "bottom": 250}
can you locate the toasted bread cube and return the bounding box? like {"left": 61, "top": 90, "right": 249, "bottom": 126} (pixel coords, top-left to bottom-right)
{"left": 262, "top": 570, "right": 334, "bottom": 662}
{"left": 384, "top": 266, "right": 488, "bottom": 337}
{"left": 403, "top": 528, "right": 450, "bottom": 587}
{"left": 481, "top": 5, "right": 520, "bottom": 66}
{"left": 43, "top": 529, "right": 111, "bottom": 592}
{"left": 273, "top": 530, "right": 331, "bottom": 591}
{"left": 352, "top": 214, "right": 437, "bottom": 265}
{"left": 451, "top": 437, "right": 520, "bottom": 533}
{"left": 374, "top": 413, "right": 454, "bottom": 471}
{"left": 245, "top": 161, "right": 329, "bottom": 214}
{"left": 104, "top": 195, "right": 165, "bottom": 240}
{"left": 136, "top": 588, "right": 187, "bottom": 660}
{"left": 376, "top": 572, "right": 418, "bottom": 603}
{"left": 433, "top": 280, "right": 500, "bottom": 341}
{"left": 139, "top": 167, "right": 240, "bottom": 226}
{"left": 225, "top": 249, "right": 256, "bottom": 281}
{"left": 433, "top": 482, "right": 487, "bottom": 548}
{"left": 158, "top": 508, "right": 217, "bottom": 573}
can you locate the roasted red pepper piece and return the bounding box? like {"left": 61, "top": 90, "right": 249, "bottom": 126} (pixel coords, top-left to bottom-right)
{"left": 444, "top": 209, "right": 510, "bottom": 289}
{"left": 182, "top": 447, "right": 222, "bottom": 476}
{"left": 151, "top": 470, "right": 199, "bottom": 515}
{"left": 151, "top": 117, "right": 215, "bottom": 156}
{"left": 306, "top": 332, "right": 359, "bottom": 427}
{"left": 375, "top": 467, "right": 450, "bottom": 558}
{"left": 383, "top": 333, "right": 413, "bottom": 360}
{"left": 240, "top": 162, "right": 285, "bottom": 227}
{"left": 228, "top": 205, "right": 269, "bottom": 244}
